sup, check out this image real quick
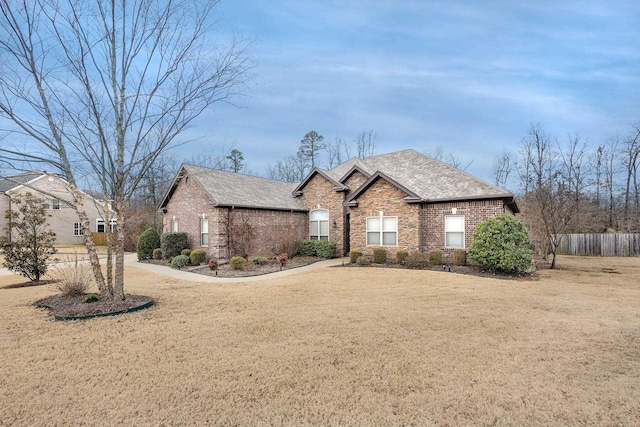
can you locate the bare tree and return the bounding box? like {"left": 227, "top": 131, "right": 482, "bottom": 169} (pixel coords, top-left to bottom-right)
{"left": 326, "top": 137, "right": 346, "bottom": 168}
{"left": 355, "top": 130, "right": 377, "bottom": 159}
{"left": 621, "top": 124, "right": 640, "bottom": 231}
{"left": 425, "top": 145, "right": 473, "bottom": 171}
{"left": 265, "top": 155, "right": 303, "bottom": 183}
{"left": 0, "top": 0, "right": 252, "bottom": 302}
{"left": 559, "top": 133, "right": 590, "bottom": 228}
{"left": 492, "top": 150, "right": 513, "bottom": 189}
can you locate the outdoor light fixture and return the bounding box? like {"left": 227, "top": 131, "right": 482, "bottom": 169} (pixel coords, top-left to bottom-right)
{"left": 333, "top": 220, "right": 337, "bottom": 227}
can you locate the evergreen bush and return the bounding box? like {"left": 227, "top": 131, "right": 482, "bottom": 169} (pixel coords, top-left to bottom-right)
{"left": 315, "top": 241, "right": 336, "bottom": 258}
{"left": 468, "top": 214, "right": 533, "bottom": 274}
{"left": 181, "top": 248, "right": 192, "bottom": 257}
{"left": 350, "top": 249, "right": 362, "bottom": 264}
{"left": 136, "top": 228, "right": 161, "bottom": 260}
{"left": 356, "top": 256, "right": 370, "bottom": 266}
{"left": 190, "top": 249, "right": 207, "bottom": 265}
{"left": 396, "top": 250, "right": 408, "bottom": 265}
{"left": 170, "top": 255, "right": 190, "bottom": 269}
{"left": 453, "top": 249, "right": 467, "bottom": 266}
{"left": 428, "top": 249, "right": 443, "bottom": 265}
{"left": 251, "top": 256, "right": 270, "bottom": 265}
{"left": 153, "top": 248, "right": 163, "bottom": 260}
{"left": 161, "top": 232, "right": 188, "bottom": 259}
{"left": 298, "top": 240, "right": 317, "bottom": 256}
{"left": 405, "top": 251, "right": 429, "bottom": 269}
{"left": 229, "top": 256, "right": 246, "bottom": 270}
{"left": 373, "top": 247, "right": 387, "bottom": 264}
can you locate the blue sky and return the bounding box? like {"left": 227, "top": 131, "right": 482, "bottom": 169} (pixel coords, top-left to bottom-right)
{"left": 183, "top": 0, "right": 640, "bottom": 182}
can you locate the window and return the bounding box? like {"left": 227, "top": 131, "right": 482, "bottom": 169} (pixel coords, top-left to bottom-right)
{"left": 366, "top": 216, "right": 397, "bottom": 246}
{"left": 42, "top": 198, "right": 60, "bottom": 210}
{"left": 73, "top": 222, "right": 84, "bottom": 236}
{"left": 445, "top": 215, "right": 465, "bottom": 248}
{"left": 97, "top": 219, "right": 117, "bottom": 233}
{"left": 200, "top": 219, "right": 209, "bottom": 246}
{"left": 171, "top": 219, "right": 178, "bottom": 232}
{"left": 309, "top": 209, "right": 329, "bottom": 240}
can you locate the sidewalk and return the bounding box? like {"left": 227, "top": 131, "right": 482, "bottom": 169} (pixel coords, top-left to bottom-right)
{"left": 125, "top": 253, "right": 349, "bottom": 282}
{"left": 0, "top": 254, "right": 349, "bottom": 282}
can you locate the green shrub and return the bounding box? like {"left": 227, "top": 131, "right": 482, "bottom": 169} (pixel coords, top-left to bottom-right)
{"left": 136, "top": 228, "right": 161, "bottom": 260}
{"left": 396, "top": 250, "right": 408, "bottom": 265}
{"left": 181, "top": 248, "right": 192, "bottom": 257}
{"left": 405, "top": 251, "right": 429, "bottom": 269}
{"left": 372, "top": 247, "right": 387, "bottom": 264}
{"left": 468, "top": 214, "right": 533, "bottom": 274}
{"left": 251, "top": 256, "right": 270, "bottom": 265}
{"left": 453, "top": 249, "right": 467, "bottom": 266}
{"left": 171, "top": 255, "right": 190, "bottom": 269}
{"left": 350, "top": 249, "right": 363, "bottom": 264}
{"left": 161, "top": 232, "right": 188, "bottom": 259}
{"left": 229, "top": 256, "right": 246, "bottom": 270}
{"left": 190, "top": 249, "right": 207, "bottom": 265}
{"left": 316, "top": 241, "right": 336, "bottom": 258}
{"left": 82, "top": 294, "right": 101, "bottom": 303}
{"left": 153, "top": 248, "right": 163, "bottom": 260}
{"left": 428, "top": 249, "right": 443, "bottom": 265}
{"left": 356, "top": 256, "right": 370, "bottom": 266}
{"left": 298, "top": 240, "right": 317, "bottom": 256}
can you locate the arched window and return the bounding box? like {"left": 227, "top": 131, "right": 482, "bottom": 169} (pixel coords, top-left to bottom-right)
{"left": 309, "top": 209, "right": 329, "bottom": 240}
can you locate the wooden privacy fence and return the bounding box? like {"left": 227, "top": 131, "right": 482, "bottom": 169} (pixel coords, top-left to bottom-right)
{"left": 556, "top": 233, "right": 640, "bottom": 257}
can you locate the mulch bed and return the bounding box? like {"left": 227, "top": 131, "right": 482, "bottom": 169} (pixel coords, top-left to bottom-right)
{"left": 35, "top": 293, "right": 153, "bottom": 319}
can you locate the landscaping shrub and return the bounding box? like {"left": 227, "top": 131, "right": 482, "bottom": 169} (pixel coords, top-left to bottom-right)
{"left": 82, "top": 294, "right": 101, "bottom": 303}
{"left": 468, "top": 214, "right": 533, "bottom": 274}
{"left": 51, "top": 256, "right": 93, "bottom": 296}
{"left": 356, "top": 256, "right": 370, "bottom": 266}
{"left": 251, "top": 256, "right": 270, "bottom": 265}
{"left": 278, "top": 240, "right": 299, "bottom": 258}
{"left": 405, "top": 251, "right": 429, "bottom": 269}
{"left": 190, "top": 249, "right": 207, "bottom": 265}
{"left": 136, "top": 228, "right": 161, "bottom": 260}
{"left": 453, "top": 249, "right": 467, "bottom": 266}
{"left": 181, "top": 248, "right": 192, "bottom": 257}
{"left": 396, "top": 250, "right": 408, "bottom": 265}
{"left": 229, "top": 256, "right": 246, "bottom": 270}
{"left": 153, "top": 248, "right": 163, "bottom": 260}
{"left": 428, "top": 249, "right": 443, "bottom": 265}
{"left": 350, "top": 249, "right": 362, "bottom": 264}
{"left": 161, "top": 232, "right": 188, "bottom": 259}
{"left": 372, "top": 247, "right": 387, "bottom": 264}
{"left": 315, "top": 240, "right": 336, "bottom": 258}
{"left": 208, "top": 258, "right": 218, "bottom": 270}
{"left": 298, "top": 240, "right": 317, "bottom": 256}
{"left": 170, "top": 255, "right": 190, "bottom": 269}
{"left": 277, "top": 253, "right": 288, "bottom": 267}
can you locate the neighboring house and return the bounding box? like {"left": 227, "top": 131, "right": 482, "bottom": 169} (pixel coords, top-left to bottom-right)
{"left": 160, "top": 149, "right": 518, "bottom": 262}
{"left": 0, "top": 171, "right": 115, "bottom": 245}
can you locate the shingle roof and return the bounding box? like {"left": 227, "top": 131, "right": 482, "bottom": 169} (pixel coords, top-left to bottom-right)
{"left": 0, "top": 171, "right": 44, "bottom": 192}
{"left": 162, "top": 164, "right": 307, "bottom": 211}
{"left": 341, "top": 149, "right": 513, "bottom": 203}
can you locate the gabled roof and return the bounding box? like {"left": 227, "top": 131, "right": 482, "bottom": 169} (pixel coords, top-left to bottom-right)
{"left": 160, "top": 164, "right": 308, "bottom": 212}
{"left": 0, "top": 171, "right": 45, "bottom": 193}
{"left": 341, "top": 149, "right": 517, "bottom": 210}
{"left": 292, "top": 167, "right": 347, "bottom": 195}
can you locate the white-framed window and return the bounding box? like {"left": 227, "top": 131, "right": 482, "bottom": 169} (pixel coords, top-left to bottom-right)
{"left": 445, "top": 215, "right": 465, "bottom": 248}
{"left": 200, "top": 218, "right": 209, "bottom": 246}
{"left": 73, "top": 222, "right": 84, "bottom": 236}
{"left": 96, "top": 219, "right": 117, "bottom": 233}
{"left": 366, "top": 215, "right": 398, "bottom": 246}
{"left": 43, "top": 198, "right": 60, "bottom": 210}
{"left": 171, "top": 218, "right": 178, "bottom": 232}
{"left": 309, "top": 209, "right": 329, "bottom": 240}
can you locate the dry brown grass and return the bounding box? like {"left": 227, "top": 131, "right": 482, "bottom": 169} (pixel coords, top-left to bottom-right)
{"left": 1, "top": 256, "right": 639, "bottom": 426}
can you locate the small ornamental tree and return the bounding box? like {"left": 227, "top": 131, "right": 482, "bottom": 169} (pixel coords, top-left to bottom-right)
{"left": 468, "top": 214, "right": 533, "bottom": 274}
{"left": 1, "top": 193, "right": 58, "bottom": 282}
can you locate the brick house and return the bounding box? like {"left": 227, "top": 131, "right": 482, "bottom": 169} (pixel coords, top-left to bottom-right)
{"left": 0, "top": 171, "right": 115, "bottom": 245}
{"left": 160, "top": 149, "right": 518, "bottom": 262}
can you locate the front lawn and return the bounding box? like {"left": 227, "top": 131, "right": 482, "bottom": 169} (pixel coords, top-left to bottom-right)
{"left": 0, "top": 256, "right": 638, "bottom": 425}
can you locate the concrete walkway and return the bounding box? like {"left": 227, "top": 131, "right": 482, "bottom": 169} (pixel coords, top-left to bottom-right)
{"left": 125, "top": 253, "right": 349, "bottom": 282}
{"left": 0, "top": 253, "right": 349, "bottom": 282}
